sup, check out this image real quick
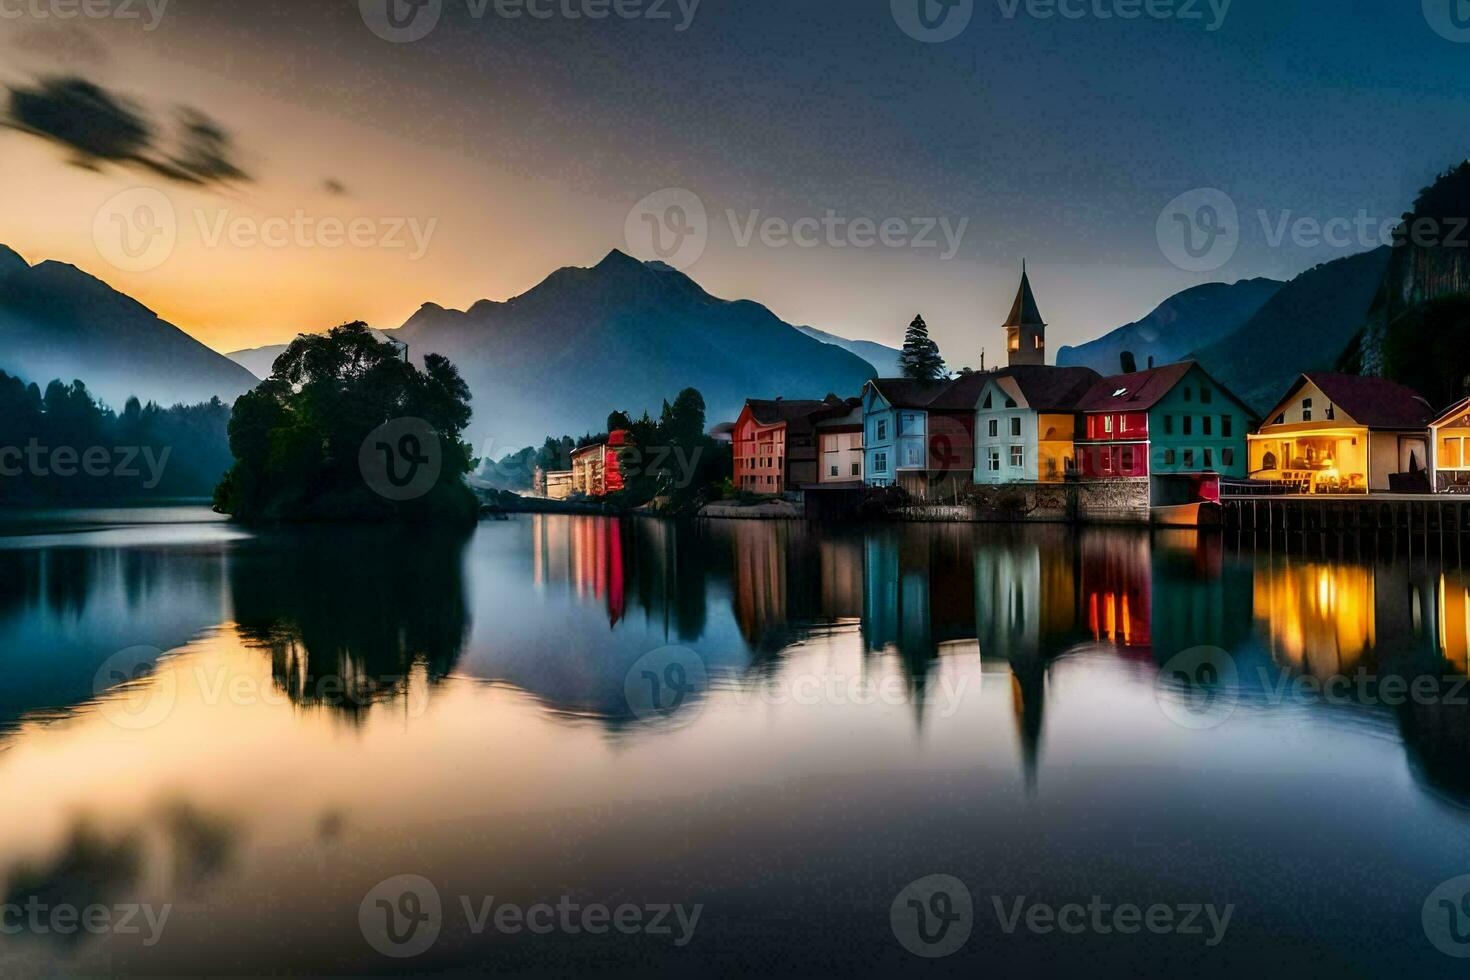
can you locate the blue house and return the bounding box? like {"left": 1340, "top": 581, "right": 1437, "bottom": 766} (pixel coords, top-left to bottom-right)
{"left": 861, "top": 378, "right": 950, "bottom": 495}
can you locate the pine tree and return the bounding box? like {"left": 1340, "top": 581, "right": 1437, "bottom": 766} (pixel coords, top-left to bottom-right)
{"left": 898, "top": 314, "right": 946, "bottom": 380}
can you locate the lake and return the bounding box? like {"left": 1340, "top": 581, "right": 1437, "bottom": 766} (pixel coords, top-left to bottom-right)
{"left": 2, "top": 506, "right": 1470, "bottom": 976}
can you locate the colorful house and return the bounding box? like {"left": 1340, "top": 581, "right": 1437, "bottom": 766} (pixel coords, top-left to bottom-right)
{"left": 1073, "top": 361, "right": 1254, "bottom": 484}
{"left": 815, "top": 402, "right": 864, "bottom": 484}
{"left": 1433, "top": 395, "right": 1470, "bottom": 491}
{"left": 1249, "top": 373, "right": 1432, "bottom": 493}
{"left": 569, "top": 429, "right": 629, "bottom": 497}
{"left": 950, "top": 365, "right": 1101, "bottom": 484}
{"left": 860, "top": 378, "right": 956, "bottom": 498}
{"left": 732, "top": 396, "right": 850, "bottom": 494}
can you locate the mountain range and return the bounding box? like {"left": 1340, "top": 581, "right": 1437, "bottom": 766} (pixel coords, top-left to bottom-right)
{"left": 1056, "top": 277, "right": 1284, "bottom": 376}
{"left": 391, "top": 250, "right": 879, "bottom": 451}
{"left": 794, "top": 324, "right": 903, "bottom": 377}
{"left": 0, "top": 244, "right": 259, "bottom": 408}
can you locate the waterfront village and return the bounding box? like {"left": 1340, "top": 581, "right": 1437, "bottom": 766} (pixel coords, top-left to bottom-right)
{"left": 534, "top": 269, "right": 1470, "bottom": 526}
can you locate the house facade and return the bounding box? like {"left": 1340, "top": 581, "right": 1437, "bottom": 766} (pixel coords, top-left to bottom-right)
{"left": 1249, "top": 373, "right": 1432, "bottom": 493}
{"left": 733, "top": 396, "right": 851, "bottom": 494}
{"left": 1433, "top": 395, "right": 1470, "bottom": 491}
{"left": 861, "top": 378, "right": 950, "bottom": 497}
{"left": 569, "top": 430, "right": 629, "bottom": 497}
{"left": 958, "top": 365, "right": 1101, "bottom": 484}
{"left": 816, "top": 404, "right": 864, "bottom": 484}
{"left": 1073, "top": 361, "right": 1253, "bottom": 482}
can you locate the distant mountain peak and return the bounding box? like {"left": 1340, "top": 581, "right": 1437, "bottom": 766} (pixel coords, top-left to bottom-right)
{"left": 0, "top": 244, "right": 28, "bottom": 278}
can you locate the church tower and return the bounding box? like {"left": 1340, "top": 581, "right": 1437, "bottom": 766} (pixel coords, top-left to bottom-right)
{"left": 1004, "top": 262, "right": 1046, "bottom": 367}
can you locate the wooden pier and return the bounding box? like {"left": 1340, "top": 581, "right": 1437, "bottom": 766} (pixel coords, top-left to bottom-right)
{"left": 1222, "top": 494, "right": 1470, "bottom": 537}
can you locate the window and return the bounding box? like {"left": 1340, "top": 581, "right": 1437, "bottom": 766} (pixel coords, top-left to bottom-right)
{"left": 1326, "top": 404, "right": 1335, "bottom": 421}
{"left": 983, "top": 393, "right": 993, "bottom": 409}
{"left": 1010, "top": 445, "right": 1024, "bottom": 468}
{"left": 1010, "top": 417, "right": 1022, "bottom": 437}
{"left": 1203, "top": 417, "right": 1213, "bottom": 436}
{"left": 1184, "top": 387, "right": 1193, "bottom": 402}
{"left": 1164, "top": 449, "right": 1176, "bottom": 465}
{"left": 830, "top": 465, "right": 839, "bottom": 477}
{"left": 1183, "top": 416, "right": 1193, "bottom": 436}
{"left": 1222, "top": 416, "right": 1233, "bottom": 437}
{"left": 1122, "top": 447, "right": 1134, "bottom": 471}
{"left": 1201, "top": 387, "right": 1213, "bottom": 405}
{"left": 877, "top": 420, "right": 888, "bottom": 441}
{"left": 988, "top": 419, "right": 999, "bottom": 438}
{"left": 1183, "top": 449, "right": 1195, "bottom": 468}
{"left": 1101, "top": 449, "right": 1113, "bottom": 473}
{"left": 1204, "top": 449, "right": 1214, "bottom": 468}
{"left": 1222, "top": 449, "right": 1234, "bottom": 467}
{"left": 1104, "top": 415, "right": 1114, "bottom": 434}
{"left": 1302, "top": 397, "right": 1312, "bottom": 422}
{"left": 874, "top": 452, "right": 888, "bottom": 473}
{"left": 851, "top": 462, "right": 861, "bottom": 477}
{"left": 988, "top": 448, "right": 1001, "bottom": 472}
{"left": 1274, "top": 413, "right": 1285, "bottom": 425}
{"left": 1164, "top": 415, "right": 1174, "bottom": 435}
{"left": 1034, "top": 335, "right": 1043, "bottom": 350}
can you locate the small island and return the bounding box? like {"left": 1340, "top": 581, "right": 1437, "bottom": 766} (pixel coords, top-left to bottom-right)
{"left": 212, "top": 322, "right": 480, "bottom": 525}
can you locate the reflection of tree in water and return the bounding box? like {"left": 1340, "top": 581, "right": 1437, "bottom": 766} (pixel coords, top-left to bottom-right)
{"left": 1, "top": 801, "right": 238, "bottom": 949}
{"left": 228, "top": 527, "right": 471, "bottom": 717}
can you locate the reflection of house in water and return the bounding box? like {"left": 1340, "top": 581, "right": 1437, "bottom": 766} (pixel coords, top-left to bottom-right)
{"left": 1079, "top": 530, "right": 1152, "bottom": 652}
{"left": 1148, "top": 530, "right": 1253, "bottom": 666}
{"left": 532, "top": 515, "right": 626, "bottom": 626}
{"left": 973, "top": 526, "right": 1080, "bottom": 790}
{"left": 862, "top": 526, "right": 976, "bottom": 663}
{"left": 729, "top": 521, "right": 863, "bottom": 652}
{"left": 1250, "top": 554, "right": 1434, "bottom": 679}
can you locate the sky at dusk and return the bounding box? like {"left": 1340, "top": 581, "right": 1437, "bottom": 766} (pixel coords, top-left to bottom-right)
{"left": 2, "top": 0, "right": 1468, "bottom": 363}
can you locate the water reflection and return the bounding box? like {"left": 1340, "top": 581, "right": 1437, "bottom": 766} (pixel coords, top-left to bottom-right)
{"left": 8, "top": 511, "right": 1470, "bottom": 973}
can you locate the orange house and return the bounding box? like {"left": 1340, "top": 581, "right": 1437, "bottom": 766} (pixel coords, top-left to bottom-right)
{"left": 732, "top": 397, "right": 851, "bottom": 494}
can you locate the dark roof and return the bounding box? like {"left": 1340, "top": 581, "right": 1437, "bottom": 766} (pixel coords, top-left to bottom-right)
{"left": 1296, "top": 373, "right": 1433, "bottom": 429}
{"left": 866, "top": 378, "right": 950, "bottom": 409}
{"left": 929, "top": 365, "right": 1102, "bottom": 411}
{"left": 1004, "top": 266, "right": 1045, "bottom": 327}
{"left": 1075, "top": 361, "right": 1197, "bottom": 413}
{"left": 745, "top": 395, "right": 851, "bottom": 434}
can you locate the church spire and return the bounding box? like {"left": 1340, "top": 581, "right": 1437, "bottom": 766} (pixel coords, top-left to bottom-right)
{"left": 1003, "top": 262, "right": 1047, "bottom": 366}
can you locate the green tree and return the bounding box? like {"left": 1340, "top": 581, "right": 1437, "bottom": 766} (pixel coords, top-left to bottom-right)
{"left": 898, "top": 314, "right": 946, "bottom": 380}
{"left": 213, "top": 321, "right": 477, "bottom": 524}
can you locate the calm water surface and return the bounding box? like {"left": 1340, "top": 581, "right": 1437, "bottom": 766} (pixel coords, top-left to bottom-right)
{"left": 2, "top": 507, "right": 1470, "bottom": 976}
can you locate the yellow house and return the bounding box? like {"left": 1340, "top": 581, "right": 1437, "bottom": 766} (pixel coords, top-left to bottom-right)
{"left": 1248, "top": 373, "right": 1432, "bottom": 493}
{"left": 1432, "top": 395, "right": 1470, "bottom": 491}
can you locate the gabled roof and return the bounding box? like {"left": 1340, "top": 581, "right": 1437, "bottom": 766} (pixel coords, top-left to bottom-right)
{"left": 865, "top": 378, "right": 950, "bottom": 410}
{"left": 926, "top": 365, "right": 1100, "bottom": 412}
{"left": 744, "top": 395, "right": 851, "bottom": 435}
{"left": 1432, "top": 394, "right": 1470, "bottom": 428}
{"left": 1004, "top": 266, "right": 1045, "bottom": 327}
{"left": 1075, "top": 361, "right": 1197, "bottom": 413}
{"left": 1271, "top": 372, "right": 1433, "bottom": 429}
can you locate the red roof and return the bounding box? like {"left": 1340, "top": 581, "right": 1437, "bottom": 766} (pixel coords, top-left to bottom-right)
{"left": 1075, "top": 361, "right": 1196, "bottom": 413}
{"left": 1292, "top": 373, "right": 1433, "bottom": 429}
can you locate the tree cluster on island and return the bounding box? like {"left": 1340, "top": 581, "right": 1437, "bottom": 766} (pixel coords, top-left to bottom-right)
{"left": 212, "top": 322, "right": 479, "bottom": 525}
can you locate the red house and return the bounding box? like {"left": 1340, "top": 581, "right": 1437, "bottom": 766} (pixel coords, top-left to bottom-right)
{"left": 732, "top": 396, "right": 851, "bottom": 494}
{"left": 569, "top": 429, "right": 629, "bottom": 496}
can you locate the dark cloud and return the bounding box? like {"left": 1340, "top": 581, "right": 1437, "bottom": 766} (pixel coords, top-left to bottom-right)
{"left": 4, "top": 75, "right": 250, "bottom": 186}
